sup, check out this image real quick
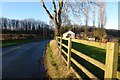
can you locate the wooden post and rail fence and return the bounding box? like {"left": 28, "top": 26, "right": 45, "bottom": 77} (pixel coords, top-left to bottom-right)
{"left": 56, "top": 36, "right": 120, "bottom": 79}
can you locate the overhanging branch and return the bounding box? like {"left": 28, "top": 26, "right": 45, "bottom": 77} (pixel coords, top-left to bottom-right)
{"left": 40, "top": 0, "right": 54, "bottom": 20}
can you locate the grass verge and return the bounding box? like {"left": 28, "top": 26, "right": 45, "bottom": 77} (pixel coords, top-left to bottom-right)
{"left": 44, "top": 40, "right": 76, "bottom": 79}
{"left": 1, "top": 38, "right": 45, "bottom": 47}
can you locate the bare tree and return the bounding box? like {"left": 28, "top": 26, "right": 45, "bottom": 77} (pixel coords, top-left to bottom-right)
{"left": 84, "top": 3, "right": 89, "bottom": 34}
{"left": 40, "top": 0, "right": 87, "bottom": 35}
{"left": 40, "top": 0, "right": 106, "bottom": 37}
{"left": 40, "top": 0, "right": 63, "bottom": 36}
{"left": 98, "top": 2, "right": 106, "bottom": 29}
{"left": 92, "top": 3, "right": 96, "bottom": 32}
{"left": 61, "top": 12, "right": 70, "bottom": 26}
{"left": 64, "top": 1, "right": 91, "bottom": 34}
{"left": 97, "top": 1, "right": 107, "bottom": 38}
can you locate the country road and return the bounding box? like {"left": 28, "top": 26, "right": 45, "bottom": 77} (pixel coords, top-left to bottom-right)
{"left": 1, "top": 40, "right": 50, "bottom": 79}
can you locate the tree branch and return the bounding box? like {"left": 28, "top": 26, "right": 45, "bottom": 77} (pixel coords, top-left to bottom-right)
{"left": 58, "top": 0, "right": 63, "bottom": 27}
{"left": 52, "top": 0, "right": 58, "bottom": 26}
{"left": 40, "top": 0, "right": 54, "bottom": 20}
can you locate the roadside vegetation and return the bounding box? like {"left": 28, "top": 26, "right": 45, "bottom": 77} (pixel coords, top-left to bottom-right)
{"left": 44, "top": 40, "right": 76, "bottom": 79}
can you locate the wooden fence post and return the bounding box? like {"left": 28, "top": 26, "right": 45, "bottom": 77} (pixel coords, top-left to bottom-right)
{"left": 56, "top": 36, "right": 58, "bottom": 45}
{"left": 67, "top": 38, "right": 72, "bottom": 69}
{"left": 104, "top": 42, "right": 118, "bottom": 79}
{"left": 60, "top": 37, "right": 62, "bottom": 54}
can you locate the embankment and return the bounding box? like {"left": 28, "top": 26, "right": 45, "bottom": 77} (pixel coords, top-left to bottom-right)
{"left": 44, "top": 40, "right": 76, "bottom": 79}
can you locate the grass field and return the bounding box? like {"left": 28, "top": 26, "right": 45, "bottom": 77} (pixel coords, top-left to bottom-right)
{"left": 61, "top": 40, "right": 120, "bottom": 79}
{"left": 1, "top": 38, "right": 43, "bottom": 47}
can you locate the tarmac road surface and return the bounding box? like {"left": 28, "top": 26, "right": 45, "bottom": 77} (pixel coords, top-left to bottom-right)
{"left": 1, "top": 40, "right": 50, "bottom": 79}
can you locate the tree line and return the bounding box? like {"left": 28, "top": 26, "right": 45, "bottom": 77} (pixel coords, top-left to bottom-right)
{"left": 0, "top": 17, "right": 53, "bottom": 36}
{"left": 0, "top": 17, "right": 54, "bottom": 39}
{"left": 60, "top": 23, "right": 120, "bottom": 38}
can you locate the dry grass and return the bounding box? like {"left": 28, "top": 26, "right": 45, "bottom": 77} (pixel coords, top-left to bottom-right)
{"left": 44, "top": 40, "right": 76, "bottom": 79}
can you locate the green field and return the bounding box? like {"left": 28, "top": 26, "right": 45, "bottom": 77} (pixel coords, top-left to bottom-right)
{"left": 1, "top": 38, "right": 43, "bottom": 47}
{"left": 61, "top": 40, "right": 120, "bottom": 79}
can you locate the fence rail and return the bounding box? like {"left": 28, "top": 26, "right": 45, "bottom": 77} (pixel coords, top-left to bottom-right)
{"left": 57, "top": 36, "right": 120, "bottom": 79}
{"left": 72, "top": 39, "right": 107, "bottom": 49}
{"left": 71, "top": 48, "right": 106, "bottom": 71}
{"left": 119, "top": 46, "right": 120, "bottom": 53}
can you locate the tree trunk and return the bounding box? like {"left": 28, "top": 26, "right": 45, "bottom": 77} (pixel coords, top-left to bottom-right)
{"left": 54, "top": 21, "right": 61, "bottom": 36}
{"left": 54, "top": 26, "right": 61, "bottom": 36}
{"left": 55, "top": 28, "right": 58, "bottom": 36}
{"left": 84, "top": 22, "right": 87, "bottom": 34}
